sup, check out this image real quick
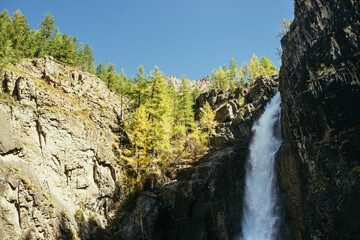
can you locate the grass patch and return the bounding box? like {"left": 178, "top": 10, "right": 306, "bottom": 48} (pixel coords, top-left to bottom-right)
{"left": 0, "top": 92, "right": 16, "bottom": 104}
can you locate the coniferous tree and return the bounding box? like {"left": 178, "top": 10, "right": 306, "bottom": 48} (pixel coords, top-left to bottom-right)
{"left": 146, "top": 66, "right": 171, "bottom": 154}
{"left": 49, "top": 28, "right": 62, "bottom": 59}
{"left": 133, "top": 65, "right": 148, "bottom": 108}
{"left": 211, "top": 66, "right": 227, "bottom": 89}
{"left": 178, "top": 75, "right": 197, "bottom": 133}
{"left": 58, "top": 34, "right": 78, "bottom": 65}
{"left": 10, "top": 10, "right": 30, "bottom": 59}
{"left": 241, "top": 62, "right": 250, "bottom": 82}
{"left": 249, "top": 54, "right": 261, "bottom": 82}
{"left": 199, "top": 101, "right": 217, "bottom": 147}
{"left": 228, "top": 57, "right": 242, "bottom": 87}
{"left": 105, "top": 63, "right": 116, "bottom": 89}
{"left": 192, "top": 87, "right": 201, "bottom": 100}
{"left": 0, "top": 10, "right": 15, "bottom": 74}
{"left": 278, "top": 18, "right": 293, "bottom": 38}
{"left": 259, "top": 56, "right": 277, "bottom": 76}
{"left": 35, "top": 13, "right": 56, "bottom": 57}
{"left": 96, "top": 62, "right": 106, "bottom": 82}
{"left": 131, "top": 105, "right": 151, "bottom": 173}
{"left": 78, "top": 43, "right": 95, "bottom": 73}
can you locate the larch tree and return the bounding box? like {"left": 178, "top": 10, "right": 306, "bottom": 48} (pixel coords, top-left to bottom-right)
{"left": 10, "top": 10, "right": 31, "bottom": 60}
{"left": 191, "top": 87, "right": 201, "bottom": 101}
{"left": 260, "top": 56, "right": 277, "bottom": 76}
{"left": 96, "top": 62, "right": 107, "bottom": 82}
{"left": 58, "top": 34, "right": 78, "bottom": 65}
{"left": 0, "top": 10, "right": 15, "bottom": 75}
{"left": 49, "top": 28, "right": 62, "bottom": 59}
{"left": 146, "top": 66, "right": 171, "bottom": 155}
{"left": 36, "top": 13, "right": 56, "bottom": 57}
{"left": 211, "top": 66, "right": 227, "bottom": 89}
{"left": 133, "top": 65, "right": 149, "bottom": 108}
{"left": 199, "top": 101, "right": 217, "bottom": 147}
{"left": 249, "top": 54, "right": 261, "bottom": 82}
{"left": 178, "top": 75, "right": 197, "bottom": 133}
{"left": 131, "top": 105, "right": 151, "bottom": 174}
{"left": 105, "top": 63, "right": 117, "bottom": 89}
{"left": 78, "top": 43, "right": 96, "bottom": 73}
{"left": 228, "top": 58, "right": 239, "bottom": 82}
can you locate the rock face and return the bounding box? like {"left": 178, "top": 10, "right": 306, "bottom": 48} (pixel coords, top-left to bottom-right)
{"left": 105, "top": 76, "right": 279, "bottom": 240}
{"left": 0, "top": 56, "right": 279, "bottom": 239}
{"left": 194, "top": 75, "right": 279, "bottom": 148}
{"left": 278, "top": 1, "right": 360, "bottom": 239}
{"left": 0, "top": 57, "right": 129, "bottom": 239}
{"left": 165, "top": 75, "right": 211, "bottom": 92}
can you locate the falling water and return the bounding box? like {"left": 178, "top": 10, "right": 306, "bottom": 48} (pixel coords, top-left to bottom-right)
{"left": 241, "top": 92, "right": 282, "bottom": 240}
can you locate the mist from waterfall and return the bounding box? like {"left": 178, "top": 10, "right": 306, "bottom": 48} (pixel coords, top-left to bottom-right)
{"left": 240, "top": 92, "right": 282, "bottom": 240}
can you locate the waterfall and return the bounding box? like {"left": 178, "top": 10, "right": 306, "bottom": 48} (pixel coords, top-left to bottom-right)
{"left": 241, "top": 92, "right": 282, "bottom": 240}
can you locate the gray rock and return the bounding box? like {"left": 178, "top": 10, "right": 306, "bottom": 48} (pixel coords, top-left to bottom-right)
{"left": 165, "top": 75, "right": 211, "bottom": 92}
{"left": 0, "top": 57, "right": 131, "bottom": 239}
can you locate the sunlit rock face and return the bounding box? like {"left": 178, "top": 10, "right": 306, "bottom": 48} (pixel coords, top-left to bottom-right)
{"left": 277, "top": 0, "right": 360, "bottom": 239}
{"left": 0, "top": 56, "right": 130, "bottom": 240}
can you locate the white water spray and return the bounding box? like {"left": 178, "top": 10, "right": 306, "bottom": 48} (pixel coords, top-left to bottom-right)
{"left": 241, "top": 92, "right": 282, "bottom": 240}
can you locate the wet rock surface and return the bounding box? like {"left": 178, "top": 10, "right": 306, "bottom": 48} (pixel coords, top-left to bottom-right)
{"left": 278, "top": 0, "right": 360, "bottom": 239}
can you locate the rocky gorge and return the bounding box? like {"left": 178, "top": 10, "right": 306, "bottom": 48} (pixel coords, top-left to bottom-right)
{"left": 0, "top": 0, "right": 359, "bottom": 239}
{"left": 0, "top": 55, "right": 278, "bottom": 239}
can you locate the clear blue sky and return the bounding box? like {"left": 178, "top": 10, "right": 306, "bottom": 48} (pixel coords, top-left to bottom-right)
{"left": 3, "top": 0, "right": 294, "bottom": 80}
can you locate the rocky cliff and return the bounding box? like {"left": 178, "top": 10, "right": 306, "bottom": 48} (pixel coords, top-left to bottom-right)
{"left": 103, "top": 76, "right": 278, "bottom": 240}
{"left": 194, "top": 75, "right": 279, "bottom": 148}
{"left": 0, "top": 56, "right": 279, "bottom": 240}
{"left": 0, "top": 57, "right": 130, "bottom": 239}
{"left": 165, "top": 75, "right": 211, "bottom": 92}
{"left": 277, "top": 0, "right": 360, "bottom": 239}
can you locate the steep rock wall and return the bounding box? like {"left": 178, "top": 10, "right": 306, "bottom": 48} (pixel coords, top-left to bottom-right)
{"left": 0, "top": 57, "right": 129, "bottom": 239}
{"left": 278, "top": 0, "right": 360, "bottom": 239}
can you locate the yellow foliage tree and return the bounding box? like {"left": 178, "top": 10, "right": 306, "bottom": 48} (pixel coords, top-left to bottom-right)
{"left": 199, "top": 101, "right": 217, "bottom": 147}
{"left": 131, "top": 105, "right": 151, "bottom": 173}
